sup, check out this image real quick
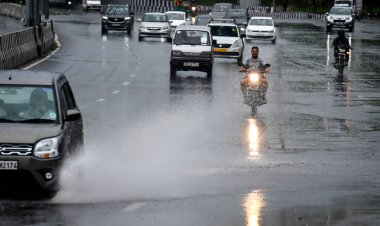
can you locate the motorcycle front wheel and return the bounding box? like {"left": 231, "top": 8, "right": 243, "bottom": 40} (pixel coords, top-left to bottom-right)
{"left": 251, "top": 104, "right": 257, "bottom": 116}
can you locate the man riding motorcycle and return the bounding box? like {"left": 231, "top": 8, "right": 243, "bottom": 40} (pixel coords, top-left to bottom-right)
{"left": 239, "top": 46, "right": 270, "bottom": 104}
{"left": 332, "top": 30, "right": 351, "bottom": 65}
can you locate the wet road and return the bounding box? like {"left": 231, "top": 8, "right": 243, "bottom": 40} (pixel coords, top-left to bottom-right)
{"left": 1, "top": 9, "right": 380, "bottom": 226}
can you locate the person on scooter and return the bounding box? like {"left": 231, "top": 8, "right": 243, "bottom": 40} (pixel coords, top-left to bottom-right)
{"left": 332, "top": 30, "right": 351, "bottom": 64}
{"left": 240, "top": 46, "right": 270, "bottom": 104}
{"left": 239, "top": 46, "right": 270, "bottom": 73}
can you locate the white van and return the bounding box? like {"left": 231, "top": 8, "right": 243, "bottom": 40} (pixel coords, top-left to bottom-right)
{"left": 170, "top": 25, "right": 214, "bottom": 79}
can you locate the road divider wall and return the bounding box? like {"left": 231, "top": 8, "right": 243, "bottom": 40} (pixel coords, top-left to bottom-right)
{"left": 0, "top": 20, "right": 56, "bottom": 69}
{"left": 0, "top": 3, "right": 24, "bottom": 20}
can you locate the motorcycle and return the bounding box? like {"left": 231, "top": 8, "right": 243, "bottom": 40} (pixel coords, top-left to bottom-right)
{"left": 189, "top": 1, "right": 197, "bottom": 24}
{"left": 334, "top": 43, "right": 350, "bottom": 75}
{"left": 240, "top": 68, "right": 268, "bottom": 116}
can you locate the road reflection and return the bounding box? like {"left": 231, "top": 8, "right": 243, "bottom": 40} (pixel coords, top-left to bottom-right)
{"left": 244, "top": 118, "right": 265, "bottom": 160}
{"left": 244, "top": 190, "right": 265, "bottom": 226}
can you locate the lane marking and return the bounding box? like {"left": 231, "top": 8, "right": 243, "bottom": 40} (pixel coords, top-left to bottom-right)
{"left": 96, "top": 98, "right": 105, "bottom": 102}
{"left": 123, "top": 82, "right": 130, "bottom": 86}
{"left": 130, "top": 74, "right": 136, "bottom": 78}
{"left": 121, "top": 202, "right": 146, "bottom": 212}
{"left": 111, "top": 90, "right": 120, "bottom": 95}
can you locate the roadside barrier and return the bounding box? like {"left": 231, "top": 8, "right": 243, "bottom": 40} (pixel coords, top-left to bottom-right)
{"left": 0, "top": 3, "right": 24, "bottom": 20}
{"left": 0, "top": 21, "right": 56, "bottom": 69}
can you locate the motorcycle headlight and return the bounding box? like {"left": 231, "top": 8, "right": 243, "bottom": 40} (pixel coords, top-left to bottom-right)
{"left": 248, "top": 72, "right": 260, "bottom": 83}
{"left": 191, "top": 6, "right": 196, "bottom": 11}
{"left": 34, "top": 137, "right": 59, "bottom": 159}
{"left": 172, "top": 50, "right": 182, "bottom": 56}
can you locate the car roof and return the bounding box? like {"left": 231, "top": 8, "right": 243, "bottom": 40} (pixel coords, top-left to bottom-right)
{"left": 106, "top": 4, "right": 129, "bottom": 7}
{"left": 249, "top": 16, "right": 273, "bottom": 20}
{"left": 213, "top": 3, "right": 233, "bottom": 6}
{"left": 144, "top": 12, "right": 166, "bottom": 15}
{"left": 165, "top": 11, "right": 186, "bottom": 14}
{"left": 227, "top": 8, "right": 246, "bottom": 12}
{"left": 0, "top": 70, "right": 64, "bottom": 86}
{"left": 197, "top": 14, "right": 212, "bottom": 19}
{"left": 175, "top": 25, "right": 211, "bottom": 32}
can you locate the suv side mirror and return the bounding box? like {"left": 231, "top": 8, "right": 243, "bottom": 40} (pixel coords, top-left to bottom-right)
{"left": 66, "top": 109, "right": 82, "bottom": 121}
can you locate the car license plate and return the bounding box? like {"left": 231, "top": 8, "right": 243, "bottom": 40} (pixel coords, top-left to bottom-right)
{"left": 0, "top": 161, "right": 18, "bottom": 170}
{"left": 214, "top": 48, "right": 227, "bottom": 52}
{"left": 184, "top": 62, "right": 199, "bottom": 67}
{"left": 111, "top": 23, "right": 121, "bottom": 26}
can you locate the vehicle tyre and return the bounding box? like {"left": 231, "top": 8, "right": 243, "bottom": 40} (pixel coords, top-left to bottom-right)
{"left": 166, "top": 37, "right": 172, "bottom": 43}
{"left": 237, "top": 54, "right": 243, "bottom": 65}
{"left": 207, "top": 65, "right": 213, "bottom": 79}
{"left": 101, "top": 27, "right": 107, "bottom": 34}
{"left": 251, "top": 104, "right": 257, "bottom": 116}
{"left": 326, "top": 25, "right": 332, "bottom": 33}
{"left": 138, "top": 36, "right": 142, "bottom": 41}
{"left": 349, "top": 26, "right": 354, "bottom": 32}
{"left": 271, "top": 38, "right": 276, "bottom": 44}
{"left": 127, "top": 26, "right": 132, "bottom": 34}
{"left": 170, "top": 65, "right": 176, "bottom": 78}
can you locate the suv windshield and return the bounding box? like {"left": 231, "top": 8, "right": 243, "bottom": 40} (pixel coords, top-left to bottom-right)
{"left": 174, "top": 30, "right": 210, "bottom": 45}
{"left": 166, "top": 13, "right": 185, "bottom": 20}
{"left": 106, "top": 6, "right": 129, "bottom": 15}
{"left": 210, "top": 25, "right": 238, "bottom": 37}
{"left": 226, "top": 11, "right": 246, "bottom": 18}
{"left": 0, "top": 86, "right": 57, "bottom": 122}
{"left": 330, "top": 7, "right": 351, "bottom": 15}
{"left": 143, "top": 14, "right": 168, "bottom": 22}
{"left": 212, "top": 4, "right": 232, "bottom": 12}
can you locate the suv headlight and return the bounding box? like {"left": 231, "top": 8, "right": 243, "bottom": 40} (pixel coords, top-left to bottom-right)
{"left": 163, "top": 25, "right": 170, "bottom": 30}
{"left": 139, "top": 24, "right": 145, "bottom": 29}
{"left": 172, "top": 50, "right": 182, "bottom": 56}
{"left": 34, "top": 137, "right": 59, "bottom": 159}
{"left": 326, "top": 16, "right": 333, "bottom": 22}
{"left": 124, "top": 17, "right": 131, "bottom": 20}
{"left": 346, "top": 17, "right": 352, "bottom": 22}
{"left": 102, "top": 16, "right": 108, "bottom": 20}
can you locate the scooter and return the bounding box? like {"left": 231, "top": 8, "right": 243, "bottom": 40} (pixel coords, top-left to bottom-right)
{"left": 240, "top": 68, "right": 268, "bottom": 116}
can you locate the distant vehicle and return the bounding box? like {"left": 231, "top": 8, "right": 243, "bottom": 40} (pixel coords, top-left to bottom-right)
{"left": 209, "top": 3, "right": 233, "bottom": 19}
{"left": 170, "top": 25, "right": 214, "bottom": 79}
{"left": 165, "top": 11, "right": 188, "bottom": 28}
{"left": 0, "top": 70, "right": 84, "bottom": 196}
{"left": 137, "top": 12, "right": 171, "bottom": 42}
{"left": 82, "top": 0, "right": 101, "bottom": 12}
{"left": 245, "top": 17, "right": 277, "bottom": 44}
{"left": 225, "top": 8, "right": 249, "bottom": 34}
{"left": 334, "top": 0, "right": 363, "bottom": 19}
{"left": 208, "top": 19, "right": 245, "bottom": 64}
{"left": 101, "top": 4, "right": 134, "bottom": 34}
{"left": 195, "top": 14, "right": 212, "bottom": 26}
{"left": 325, "top": 6, "right": 355, "bottom": 32}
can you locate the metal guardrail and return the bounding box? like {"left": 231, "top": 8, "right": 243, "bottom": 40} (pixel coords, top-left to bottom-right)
{"left": 0, "top": 3, "right": 56, "bottom": 69}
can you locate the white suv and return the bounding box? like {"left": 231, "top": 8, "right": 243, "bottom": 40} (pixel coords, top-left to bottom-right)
{"left": 170, "top": 25, "right": 214, "bottom": 79}
{"left": 245, "top": 17, "right": 277, "bottom": 44}
{"left": 208, "top": 19, "right": 245, "bottom": 64}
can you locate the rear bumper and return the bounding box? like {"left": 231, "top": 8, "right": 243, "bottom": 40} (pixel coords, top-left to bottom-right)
{"left": 171, "top": 57, "right": 213, "bottom": 72}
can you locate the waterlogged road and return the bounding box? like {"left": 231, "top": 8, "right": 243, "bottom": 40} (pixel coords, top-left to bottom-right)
{"left": 1, "top": 10, "right": 380, "bottom": 225}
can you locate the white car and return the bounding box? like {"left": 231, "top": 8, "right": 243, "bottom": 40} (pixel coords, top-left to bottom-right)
{"left": 137, "top": 12, "right": 171, "bottom": 42}
{"left": 208, "top": 19, "right": 245, "bottom": 64}
{"left": 165, "top": 11, "right": 188, "bottom": 28}
{"left": 245, "top": 17, "right": 277, "bottom": 44}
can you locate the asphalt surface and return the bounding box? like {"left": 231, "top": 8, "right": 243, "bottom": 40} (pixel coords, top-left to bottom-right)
{"left": 1, "top": 8, "right": 380, "bottom": 226}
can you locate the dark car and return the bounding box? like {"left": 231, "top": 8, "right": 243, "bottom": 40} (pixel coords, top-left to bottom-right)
{"left": 209, "top": 3, "right": 233, "bottom": 19}
{"left": 195, "top": 14, "right": 212, "bottom": 26}
{"left": 101, "top": 4, "right": 134, "bottom": 34}
{"left": 225, "top": 8, "right": 249, "bottom": 33}
{"left": 0, "top": 70, "right": 84, "bottom": 196}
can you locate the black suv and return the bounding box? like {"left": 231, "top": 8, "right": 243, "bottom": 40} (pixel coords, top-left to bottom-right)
{"left": 101, "top": 4, "right": 134, "bottom": 34}
{"left": 0, "top": 70, "right": 84, "bottom": 195}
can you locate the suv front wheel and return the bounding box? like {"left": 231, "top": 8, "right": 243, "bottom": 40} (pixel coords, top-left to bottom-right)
{"left": 170, "top": 65, "right": 176, "bottom": 78}
{"left": 207, "top": 65, "right": 213, "bottom": 79}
